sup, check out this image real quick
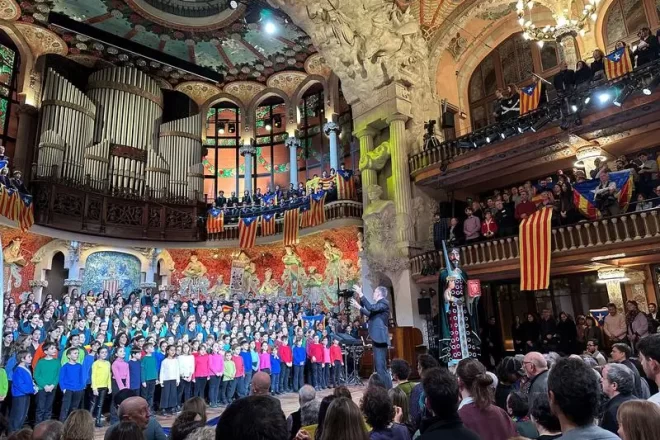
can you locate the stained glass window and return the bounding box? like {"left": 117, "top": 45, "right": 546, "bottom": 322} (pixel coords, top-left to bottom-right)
{"left": 203, "top": 102, "right": 242, "bottom": 201}
{"left": 604, "top": 0, "right": 650, "bottom": 46}
{"left": 0, "top": 38, "right": 18, "bottom": 151}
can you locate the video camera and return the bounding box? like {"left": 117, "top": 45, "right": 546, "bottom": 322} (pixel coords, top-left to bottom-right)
{"left": 338, "top": 289, "right": 355, "bottom": 298}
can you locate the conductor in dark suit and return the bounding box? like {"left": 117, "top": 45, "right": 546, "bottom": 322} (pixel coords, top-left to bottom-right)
{"left": 350, "top": 285, "right": 392, "bottom": 389}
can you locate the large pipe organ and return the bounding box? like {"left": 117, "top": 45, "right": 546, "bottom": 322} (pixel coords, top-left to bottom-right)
{"left": 35, "top": 66, "right": 203, "bottom": 202}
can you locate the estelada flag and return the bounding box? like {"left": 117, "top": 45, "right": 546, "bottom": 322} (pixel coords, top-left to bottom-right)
{"left": 283, "top": 208, "right": 299, "bottom": 246}
{"left": 604, "top": 47, "right": 633, "bottom": 80}
{"left": 18, "top": 193, "right": 34, "bottom": 232}
{"left": 310, "top": 190, "right": 326, "bottom": 227}
{"left": 261, "top": 213, "right": 276, "bottom": 236}
{"left": 520, "top": 80, "right": 542, "bottom": 115}
{"left": 206, "top": 208, "right": 224, "bottom": 234}
{"left": 519, "top": 207, "right": 553, "bottom": 291}
{"left": 238, "top": 216, "right": 259, "bottom": 249}
{"left": 0, "top": 186, "right": 14, "bottom": 220}
{"left": 572, "top": 169, "right": 633, "bottom": 220}
{"left": 336, "top": 169, "right": 356, "bottom": 200}
{"left": 300, "top": 200, "right": 312, "bottom": 228}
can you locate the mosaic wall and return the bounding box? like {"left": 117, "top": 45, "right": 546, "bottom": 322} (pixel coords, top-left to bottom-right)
{"left": 81, "top": 251, "right": 141, "bottom": 295}
{"left": 1, "top": 226, "right": 54, "bottom": 301}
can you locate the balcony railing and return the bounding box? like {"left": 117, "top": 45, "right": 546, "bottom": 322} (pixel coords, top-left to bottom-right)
{"left": 206, "top": 200, "right": 364, "bottom": 241}
{"left": 411, "top": 207, "right": 660, "bottom": 277}
{"left": 409, "top": 60, "right": 660, "bottom": 177}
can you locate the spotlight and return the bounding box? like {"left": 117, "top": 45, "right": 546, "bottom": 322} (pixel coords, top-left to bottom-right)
{"left": 473, "top": 136, "right": 487, "bottom": 148}
{"left": 265, "top": 122, "right": 272, "bottom": 131}
{"left": 598, "top": 92, "right": 611, "bottom": 103}
{"left": 560, "top": 116, "right": 570, "bottom": 131}
{"left": 643, "top": 75, "right": 660, "bottom": 95}
{"left": 584, "top": 96, "right": 591, "bottom": 104}
{"left": 273, "top": 114, "right": 282, "bottom": 129}
{"left": 218, "top": 121, "right": 226, "bottom": 135}
{"left": 500, "top": 126, "right": 516, "bottom": 139}
{"left": 531, "top": 116, "right": 551, "bottom": 132}
{"left": 264, "top": 21, "right": 277, "bottom": 34}
{"left": 613, "top": 85, "right": 633, "bottom": 107}
{"left": 570, "top": 104, "right": 578, "bottom": 112}
{"left": 229, "top": 0, "right": 239, "bottom": 9}
{"left": 228, "top": 122, "right": 236, "bottom": 134}
{"left": 457, "top": 140, "right": 473, "bottom": 149}
{"left": 486, "top": 135, "right": 492, "bottom": 143}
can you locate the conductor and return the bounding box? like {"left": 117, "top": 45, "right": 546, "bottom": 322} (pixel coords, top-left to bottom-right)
{"left": 350, "top": 285, "right": 392, "bottom": 389}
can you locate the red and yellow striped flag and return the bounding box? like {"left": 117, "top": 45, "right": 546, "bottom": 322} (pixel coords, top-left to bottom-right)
{"left": 18, "top": 194, "right": 34, "bottom": 232}
{"left": 519, "top": 207, "right": 553, "bottom": 291}
{"left": 238, "top": 216, "right": 259, "bottom": 249}
{"left": 336, "top": 169, "right": 356, "bottom": 200}
{"left": 300, "top": 205, "right": 312, "bottom": 228}
{"left": 604, "top": 47, "right": 633, "bottom": 80}
{"left": 261, "top": 213, "right": 276, "bottom": 236}
{"left": 520, "top": 80, "right": 542, "bottom": 115}
{"left": 206, "top": 209, "right": 224, "bottom": 234}
{"left": 283, "top": 208, "right": 299, "bottom": 246}
{"left": 310, "top": 191, "right": 326, "bottom": 227}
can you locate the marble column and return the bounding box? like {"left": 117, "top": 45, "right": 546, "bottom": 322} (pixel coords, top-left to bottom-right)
{"left": 355, "top": 128, "right": 377, "bottom": 206}
{"left": 239, "top": 142, "right": 256, "bottom": 194}
{"left": 324, "top": 121, "right": 341, "bottom": 171}
{"left": 14, "top": 104, "right": 38, "bottom": 178}
{"left": 386, "top": 114, "right": 414, "bottom": 249}
{"left": 285, "top": 136, "right": 301, "bottom": 187}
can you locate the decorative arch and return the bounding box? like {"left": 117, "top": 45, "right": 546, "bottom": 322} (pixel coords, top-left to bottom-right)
{"left": 0, "top": 21, "right": 34, "bottom": 99}
{"left": 156, "top": 249, "right": 175, "bottom": 287}
{"left": 247, "top": 88, "right": 291, "bottom": 118}
{"left": 292, "top": 75, "right": 328, "bottom": 111}
{"left": 79, "top": 246, "right": 151, "bottom": 273}
{"left": 598, "top": 0, "right": 659, "bottom": 50}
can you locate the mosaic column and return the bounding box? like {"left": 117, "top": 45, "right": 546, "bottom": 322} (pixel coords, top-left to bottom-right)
{"left": 240, "top": 142, "right": 256, "bottom": 194}
{"left": 387, "top": 114, "right": 414, "bottom": 249}
{"left": 324, "top": 121, "right": 341, "bottom": 171}
{"left": 285, "top": 136, "right": 301, "bottom": 187}
{"left": 355, "top": 128, "right": 377, "bottom": 207}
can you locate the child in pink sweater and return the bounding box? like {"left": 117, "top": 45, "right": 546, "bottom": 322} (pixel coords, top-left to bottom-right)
{"left": 208, "top": 343, "right": 224, "bottom": 408}
{"left": 193, "top": 344, "right": 210, "bottom": 399}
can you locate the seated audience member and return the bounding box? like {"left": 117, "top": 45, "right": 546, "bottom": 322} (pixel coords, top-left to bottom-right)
{"left": 333, "top": 386, "right": 352, "bottom": 399}
{"left": 251, "top": 371, "right": 272, "bottom": 396}
{"left": 611, "top": 343, "right": 649, "bottom": 399}
{"left": 507, "top": 391, "right": 538, "bottom": 438}
{"left": 637, "top": 333, "right": 660, "bottom": 404}
{"left": 390, "top": 359, "right": 414, "bottom": 397}
{"left": 188, "top": 426, "right": 216, "bottom": 440}
{"left": 529, "top": 394, "right": 561, "bottom": 440}
{"left": 61, "top": 410, "right": 94, "bottom": 440}
{"left": 417, "top": 367, "right": 480, "bottom": 440}
{"left": 104, "top": 395, "right": 166, "bottom": 440}
{"left": 547, "top": 357, "right": 618, "bottom": 439}
{"left": 315, "top": 395, "right": 337, "bottom": 440}
{"left": 215, "top": 395, "right": 288, "bottom": 440}
{"left": 600, "top": 363, "right": 636, "bottom": 434}
{"left": 616, "top": 400, "right": 660, "bottom": 440}
{"left": 170, "top": 411, "right": 205, "bottom": 440}
{"left": 410, "top": 355, "right": 439, "bottom": 431}
{"left": 182, "top": 397, "right": 208, "bottom": 424}
{"left": 316, "top": 397, "right": 368, "bottom": 440}
{"left": 388, "top": 387, "right": 414, "bottom": 437}
{"left": 360, "top": 385, "right": 411, "bottom": 440}
{"left": 456, "top": 358, "right": 516, "bottom": 440}
{"left": 463, "top": 208, "right": 481, "bottom": 243}
{"left": 32, "top": 420, "right": 63, "bottom": 440}
{"left": 106, "top": 422, "right": 144, "bottom": 440}
{"left": 585, "top": 339, "right": 607, "bottom": 366}
{"left": 522, "top": 352, "right": 549, "bottom": 407}
{"left": 288, "top": 385, "right": 317, "bottom": 440}
{"left": 495, "top": 357, "right": 524, "bottom": 410}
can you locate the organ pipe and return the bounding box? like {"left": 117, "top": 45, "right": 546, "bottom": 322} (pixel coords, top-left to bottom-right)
{"left": 159, "top": 114, "right": 202, "bottom": 200}
{"left": 36, "top": 130, "right": 66, "bottom": 178}
{"left": 83, "top": 139, "right": 111, "bottom": 191}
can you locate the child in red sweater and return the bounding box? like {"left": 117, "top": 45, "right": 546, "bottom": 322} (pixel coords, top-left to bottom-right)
{"left": 193, "top": 344, "right": 210, "bottom": 398}
{"left": 481, "top": 211, "right": 498, "bottom": 239}
{"left": 278, "top": 336, "right": 293, "bottom": 393}
{"left": 307, "top": 335, "right": 323, "bottom": 391}
{"left": 329, "top": 337, "right": 344, "bottom": 387}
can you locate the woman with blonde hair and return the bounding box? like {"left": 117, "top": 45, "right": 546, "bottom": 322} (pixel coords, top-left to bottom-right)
{"left": 617, "top": 400, "right": 660, "bottom": 440}
{"left": 320, "top": 397, "right": 368, "bottom": 440}
{"left": 61, "top": 409, "right": 94, "bottom": 440}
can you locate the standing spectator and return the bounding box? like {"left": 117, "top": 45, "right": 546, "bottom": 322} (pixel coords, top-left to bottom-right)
{"left": 447, "top": 217, "right": 463, "bottom": 247}
{"left": 585, "top": 316, "right": 604, "bottom": 349}
{"left": 456, "top": 358, "right": 516, "bottom": 440}
{"left": 616, "top": 400, "right": 660, "bottom": 440}
{"left": 547, "top": 357, "right": 618, "bottom": 439}
{"left": 634, "top": 27, "right": 659, "bottom": 67}
{"left": 390, "top": 359, "right": 413, "bottom": 398}
{"left": 553, "top": 62, "right": 575, "bottom": 95}
{"left": 522, "top": 352, "right": 549, "bottom": 407}
{"left": 574, "top": 60, "right": 592, "bottom": 87}
{"left": 627, "top": 301, "right": 650, "bottom": 351}
{"left": 591, "top": 49, "right": 606, "bottom": 80}
{"left": 494, "top": 200, "right": 515, "bottom": 237}
{"left": 529, "top": 394, "right": 562, "bottom": 440}
{"left": 432, "top": 214, "right": 447, "bottom": 251}
{"left": 584, "top": 339, "right": 607, "bottom": 366}
{"left": 480, "top": 211, "right": 498, "bottom": 240}
{"left": 521, "top": 313, "right": 540, "bottom": 353}
{"left": 507, "top": 391, "right": 538, "bottom": 438}
{"left": 647, "top": 303, "right": 659, "bottom": 334}
{"left": 515, "top": 190, "right": 537, "bottom": 221}
{"left": 604, "top": 303, "right": 628, "bottom": 347}
{"left": 637, "top": 333, "right": 660, "bottom": 404}
{"left": 599, "top": 363, "right": 636, "bottom": 434}
{"left": 410, "top": 354, "right": 439, "bottom": 432}
{"left": 463, "top": 208, "right": 481, "bottom": 243}
{"left": 511, "top": 316, "right": 525, "bottom": 354}
{"left": 594, "top": 171, "right": 620, "bottom": 217}
{"left": 417, "top": 367, "right": 480, "bottom": 440}
{"left": 556, "top": 312, "right": 577, "bottom": 355}
{"left": 635, "top": 193, "right": 654, "bottom": 211}
{"left": 611, "top": 343, "right": 648, "bottom": 399}
{"left": 481, "top": 316, "right": 503, "bottom": 369}
{"left": 539, "top": 309, "right": 557, "bottom": 353}
{"left": 575, "top": 315, "right": 588, "bottom": 352}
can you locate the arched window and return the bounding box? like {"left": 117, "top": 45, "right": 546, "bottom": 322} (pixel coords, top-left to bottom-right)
{"left": 0, "top": 33, "right": 20, "bottom": 161}
{"left": 253, "top": 96, "right": 288, "bottom": 194}
{"left": 603, "top": 0, "right": 659, "bottom": 48}
{"left": 203, "top": 101, "right": 242, "bottom": 201}
{"left": 297, "top": 83, "right": 327, "bottom": 182}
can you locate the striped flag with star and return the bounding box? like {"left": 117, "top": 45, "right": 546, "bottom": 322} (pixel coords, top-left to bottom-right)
{"left": 18, "top": 193, "right": 34, "bottom": 232}
{"left": 310, "top": 190, "right": 326, "bottom": 227}
{"left": 519, "top": 207, "right": 553, "bottom": 291}
{"left": 300, "top": 200, "right": 312, "bottom": 228}
{"left": 206, "top": 208, "right": 224, "bottom": 234}
{"left": 604, "top": 47, "right": 633, "bottom": 80}
{"left": 238, "top": 216, "right": 260, "bottom": 249}
{"left": 283, "top": 208, "right": 299, "bottom": 246}
{"left": 336, "top": 169, "right": 356, "bottom": 200}
{"left": 519, "top": 80, "right": 542, "bottom": 115}
{"left": 261, "top": 212, "right": 276, "bottom": 236}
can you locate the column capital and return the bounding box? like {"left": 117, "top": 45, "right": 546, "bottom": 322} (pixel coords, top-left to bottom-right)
{"left": 285, "top": 136, "right": 301, "bottom": 150}
{"left": 353, "top": 127, "right": 377, "bottom": 139}
{"left": 239, "top": 144, "right": 256, "bottom": 157}
{"left": 17, "top": 103, "right": 37, "bottom": 117}
{"left": 386, "top": 114, "right": 409, "bottom": 125}
{"left": 323, "top": 121, "right": 341, "bottom": 136}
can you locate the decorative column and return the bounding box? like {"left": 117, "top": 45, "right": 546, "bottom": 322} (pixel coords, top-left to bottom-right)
{"left": 598, "top": 267, "right": 627, "bottom": 311}
{"left": 355, "top": 128, "right": 377, "bottom": 206}
{"left": 14, "top": 104, "right": 38, "bottom": 178}
{"left": 140, "top": 248, "right": 158, "bottom": 292}
{"left": 386, "top": 114, "right": 414, "bottom": 250}
{"left": 64, "top": 241, "right": 82, "bottom": 294}
{"left": 285, "top": 136, "right": 301, "bottom": 187}
{"left": 324, "top": 121, "right": 341, "bottom": 170}
{"left": 239, "top": 141, "right": 256, "bottom": 194}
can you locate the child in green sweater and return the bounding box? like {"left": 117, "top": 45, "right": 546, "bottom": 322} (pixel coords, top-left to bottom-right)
{"left": 221, "top": 350, "right": 236, "bottom": 405}
{"left": 34, "top": 342, "right": 60, "bottom": 424}
{"left": 140, "top": 342, "right": 158, "bottom": 409}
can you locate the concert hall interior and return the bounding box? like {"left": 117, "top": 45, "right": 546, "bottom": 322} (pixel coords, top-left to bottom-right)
{"left": 2, "top": 0, "right": 660, "bottom": 396}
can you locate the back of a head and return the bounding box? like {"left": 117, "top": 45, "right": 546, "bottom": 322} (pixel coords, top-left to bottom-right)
{"left": 106, "top": 422, "right": 143, "bottom": 440}
{"left": 507, "top": 391, "right": 530, "bottom": 418}
{"left": 253, "top": 371, "right": 272, "bottom": 395}
{"left": 216, "top": 396, "right": 287, "bottom": 440}
{"left": 360, "top": 383, "right": 394, "bottom": 431}
{"left": 183, "top": 396, "right": 208, "bottom": 424}
{"left": 617, "top": 400, "right": 660, "bottom": 440}
{"left": 456, "top": 358, "right": 494, "bottom": 409}
{"left": 390, "top": 359, "right": 411, "bottom": 381}
{"left": 32, "top": 420, "right": 63, "bottom": 440}
{"left": 422, "top": 367, "right": 460, "bottom": 417}
{"left": 548, "top": 357, "right": 599, "bottom": 426}
{"left": 315, "top": 395, "right": 337, "bottom": 440}
{"left": 637, "top": 334, "right": 660, "bottom": 365}
{"left": 187, "top": 426, "right": 216, "bottom": 440}
{"left": 496, "top": 356, "right": 522, "bottom": 384}
{"left": 333, "top": 386, "right": 352, "bottom": 399}
{"left": 7, "top": 428, "right": 32, "bottom": 440}
{"left": 299, "top": 385, "right": 316, "bottom": 405}
{"left": 62, "top": 410, "right": 94, "bottom": 440}
{"left": 171, "top": 412, "right": 205, "bottom": 440}
{"left": 388, "top": 387, "right": 411, "bottom": 424}
{"left": 301, "top": 399, "right": 322, "bottom": 427}
{"left": 367, "top": 373, "right": 386, "bottom": 389}
{"left": 320, "top": 397, "right": 369, "bottom": 440}
{"left": 530, "top": 393, "right": 560, "bottom": 433}
{"left": 418, "top": 354, "right": 439, "bottom": 377}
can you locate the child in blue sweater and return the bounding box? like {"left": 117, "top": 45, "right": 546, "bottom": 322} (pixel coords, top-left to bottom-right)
{"left": 270, "top": 346, "right": 282, "bottom": 395}
{"left": 292, "top": 338, "right": 306, "bottom": 392}
{"left": 59, "top": 347, "right": 85, "bottom": 421}
{"left": 9, "top": 350, "right": 36, "bottom": 433}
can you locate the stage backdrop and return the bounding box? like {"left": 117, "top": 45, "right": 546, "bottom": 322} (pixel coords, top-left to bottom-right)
{"left": 1, "top": 226, "right": 54, "bottom": 301}
{"left": 81, "top": 251, "right": 141, "bottom": 296}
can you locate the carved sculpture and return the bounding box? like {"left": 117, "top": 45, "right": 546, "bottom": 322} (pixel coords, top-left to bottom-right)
{"left": 447, "top": 33, "right": 468, "bottom": 60}
{"left": 358, "top": 140, "right": 391, "bottom": 171}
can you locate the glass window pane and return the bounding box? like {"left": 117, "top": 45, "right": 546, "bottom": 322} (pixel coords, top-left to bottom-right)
{"left": 500, "top": 39, "right": 518, "bottom": 85}
{"left": 515, "top": 37, "right": 533, "bottom": 82}
{"left": 256, "top": 146, "right": 272, "bottom": 174}
{"left": 482, "top": 55, "right": 498, "bottom": 97}
{"left": 606, "top": 2, "right": 628, "bottom": 45}
{"left": 0, "top": 98, "right": 7, "bottom": 136}
{"left": 255, "top": 176, "right": 271, "bottom": 195}
{"left": 540, "top": 43, "right": 560, "bottom": 71}
{"left": 0, "top": 43, "right": 15, "bottom": 87}
{"left": 469, "top": 67, "right": 484, "bottom": 102}
{"left": 471, "top": 105, "right": 487, "bottom": 130}
{"left": 623, "top": 0, "right": 648, "bottom": 37}
{"left": 204, "top": 178, "right": 215, "bottom": 203}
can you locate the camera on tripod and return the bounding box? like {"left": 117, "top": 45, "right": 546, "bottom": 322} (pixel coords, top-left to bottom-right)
{"left": 338, "top": 289, "right": 354, "bottom": 298}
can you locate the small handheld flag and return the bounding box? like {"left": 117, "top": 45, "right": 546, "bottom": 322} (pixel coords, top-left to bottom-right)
{"left": 520, "top": 80, "right": 542, "bottom": 115}
{"left": 604, "top": 47, "right": 633, "bottom": 80}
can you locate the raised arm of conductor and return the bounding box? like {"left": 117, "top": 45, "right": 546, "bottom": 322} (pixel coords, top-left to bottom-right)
{"left": 349, "top": 286, "right": 388, "bottom": 316}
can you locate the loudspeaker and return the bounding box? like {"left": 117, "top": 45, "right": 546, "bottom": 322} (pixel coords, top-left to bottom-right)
{"left": 417, "top": 298, "right": 432, "bottom": 315}
{"left": 441, "top": 111, "right": 455, "bottom": 128}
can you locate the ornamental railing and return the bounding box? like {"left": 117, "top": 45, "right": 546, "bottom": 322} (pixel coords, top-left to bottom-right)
{"left": 411, "top": 207, "right": 660, "bottom": 276}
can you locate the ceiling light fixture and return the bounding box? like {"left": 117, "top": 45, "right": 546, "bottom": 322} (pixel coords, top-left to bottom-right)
{"left": 265, "top": 122, "right": 272, "bottom": 131}
{"left": 229, "top": 0, "right": 239, "bottom": 9}
{"left": 264, "top": 21, "right": 277, "bottom": 35}
{"left": 218, "top": 121, "right": 226, "bottom": 135}
{"left": 518, "top": 0, "right": 600, "bottom": 42}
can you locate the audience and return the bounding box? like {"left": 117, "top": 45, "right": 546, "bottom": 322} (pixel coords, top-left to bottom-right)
{"left": 390, "top": 359, "right": 414, "bottom": 397}
{"left": 315, "top": 395, "right": 336, "bottom": 440}
{"left": 506, "top": 391, "right": 538, "bottom": 438}
{"left": 360, "top": 385, "right": 411, "bottom": 440}
{"left": 410, "top": 354, "right": 439, "bottom": 431}
{"left": 522, "top": 352, "right": 548, "bottom": 407}
{"left": 288, "top": 385, "right": 317, "bottom": 440}
{"left": 529, "top": 394, "right": 561, "bottom": 440}
{"left": 600, "top": 363, "right": 636, "bottom": 434}
{"left": 616, "top": 400, "right": 660, "bottom": 440}
{"left": 61, "top": 410, "right": 94, "bottom": 440}
{"left": 31, "top": 420, "right": 63, "bottom": 440}
{"left": 106, "top": 421, "right": 145, "bottom": 440}
{"left": 104, "top": 395, "right": 166, "bottom": 440}
{"left": 170, "top": 411, "right": 205, "bottom": 440}
{"left": 215, "top": 395, "right": 288, "bottom": 440}
{"left": 388, "top": 387, "right": 413, "bottom": 437}
{"left": 637, "top": 333, "right": 660, "bottom": 404}
{"left": 318, "top": 397, "right": 368, "bottom": 440}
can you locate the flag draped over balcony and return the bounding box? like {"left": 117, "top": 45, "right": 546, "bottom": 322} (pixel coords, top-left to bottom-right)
{"left": 261, "top": 212, "right": 276, "bottom": 236}
{"left": 18, "top": 193, "right": 34, "bottom": 232}
{"left": 283, "top": 208, "right": 299, "bottom": 246}
{"left": 238, "top": 216, "right": 259, "bottom": 249}
{"left": 262, "top": 192, "right": 278, "bottom": 206}
{"left": 319, "top": 176, "right": 334, "bottom": 190}
{"left": 519, "top": 207, "right": 553, "bottom": 291}
{"left": 300, "top": 203, "right": 312, "bottom": 228}
{"left": 604, "top": 47, "right": 633, "bottom": 80}
{"left": 0, "top": 186, "right": 34, "bottom": 232}
{"left": 310, "top": 190, "right": 326, "bottom": 227}
{"left": 519, "top": 80, "right": 542, "bottom": 115}
{"left": 206, "top": 208, "right": 224, "bottom": 234}
{"left": 572, "top": 169, "right": 633, "bottom": 220}
{"left": 336, "top": 169, "right": 356, "bottom": 200}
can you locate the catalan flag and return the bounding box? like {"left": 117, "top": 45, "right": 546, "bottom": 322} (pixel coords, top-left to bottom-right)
{"left": 261, "top": 212, "right": 276, "bottom": 236}
{"left": 306, "top": 175, "right": 320, "bottom": 193}
{"left": 572, "top": 169, "right": 633, "bottom": 220}
{"left": 18, "top": 193, "right": 34, "bottom": 232}
{"left": 221, "top": 304, "right": 233, "bottom": 313}
{"left": 283, "top": 208, "right": 299, "bottom": 246}
{"left": 0, "top": 186, "right": 15, "bottom": 220}
{"left": 520, "top": 80, "right": 542, "bottom": 115}
{"left": 336, "top": 169, "right": 356, "bottom": 200}
{"left": 206, "top": 208, "right": 224, "bottom": 234}
{"left": 319, "top": 176, "right": 334, "bottom": 191}
{"left": 238, "top": 216, "right": 259, "bottom": 249}
{"left": 310, "top": 190, "right": 326, "bottom": 227}
{"left": 300, "top": 200, "right": 312, "bottom": 228}
{"left": 604, "top": 47, "right": 633, "bottom": 80}
{"left": 519, "top": 207, "right": 553, "bottom": 291}
{"left": 262, "top": 192, "right": 278, "bottom": 206}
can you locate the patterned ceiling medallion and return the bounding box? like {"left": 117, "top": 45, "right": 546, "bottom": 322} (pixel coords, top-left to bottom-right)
{"left": 304, "top": 54, "right": 331, "bottom": 79}
{"left": 175, "top": 81, "right": 222, "bottom": 106}
{"left": 223, "top": 81, "right": 266, "bottom": 106}
{"left": 266, "top": 71, "right": 308, "bottom": 98}
{"left": 14, "top": 22, "right": 68, "bottom": 57}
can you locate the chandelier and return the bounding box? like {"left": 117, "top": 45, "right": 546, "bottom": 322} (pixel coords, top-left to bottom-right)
{"left": 516, "top": 0, "right": 600, "bottom": 43}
